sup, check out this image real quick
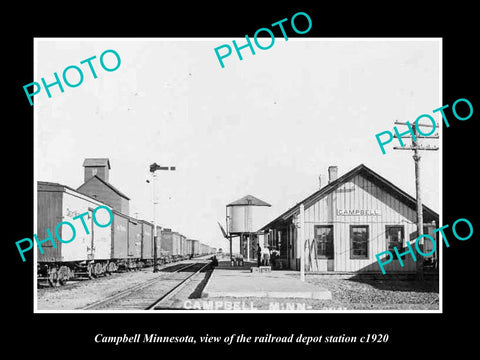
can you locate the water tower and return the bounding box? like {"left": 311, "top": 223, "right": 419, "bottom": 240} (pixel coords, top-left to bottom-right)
{"left": 226, "top": 195, "right": 271, "bottom": 261}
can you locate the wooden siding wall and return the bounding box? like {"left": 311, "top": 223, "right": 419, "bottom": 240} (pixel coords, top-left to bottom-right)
{"left": 179, "top": 235, "right": 186, "bottom": 257}
{"left": 128, "top": 220, "right": 142, "bottom": 258}
{"left": 192, "top": 240, "right": 200, "bottom": 255}
{"left": 141, "top": 222, "right": 153, "bottom": 260}
{"left": 61, "top": 191, "right": 96, "bottom": 262}
{"left": 186, "top": 239, "right": 193, "bottom": 256}
{"left": 155, "top": 226, "right": 162, "bottom": 255}
{"left": 77, "top": 177, "right": 129, "bottom": 215}
{"left": 160, "top": 232, "right": 178, "bottom": 255}
{"left": 298, "top": 174, "right": 422, "bottom": 273}
{"left": 112, "top": 213, "right": 128, "bottom": 259}
{"left": 200, "top": 243, "right": 209, "bottom": 255}
{"left": 173, "top": 233, "right": 181, "bottom": 256}
{"left": 37, "top": 190, "right": 63, "bottom": 262}
{"left": 84, "top": 166, "right": 108, "bottom": 183}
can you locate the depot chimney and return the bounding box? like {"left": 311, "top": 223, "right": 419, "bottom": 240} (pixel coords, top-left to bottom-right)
{"left": 328, "top": 166, "right": 338, "bottom": 183}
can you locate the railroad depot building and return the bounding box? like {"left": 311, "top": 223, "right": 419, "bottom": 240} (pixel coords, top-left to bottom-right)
{"left": 259, "top": 164, "right": 439, "bottom": 273}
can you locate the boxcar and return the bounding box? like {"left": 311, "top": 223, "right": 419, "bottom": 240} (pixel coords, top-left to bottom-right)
{"left": 140, "top": 220, "right": 154, "bottom": 265}
{"left": 186, "top": 239, "right": 199, "bottom": 257}
{"left": 128, "top": 218, "right": 142, "bottom": 260}
{"left": 179, "top": 233, "right": 187, "bottom": 258}
{"left": 161, "top": 229, "right": 190, "bottom": 260}
{"left": 153, "top": 225, "right": 168, "bottom": 264}
{"left": 198, "top": 243, "right": 206, "bottom": 255}
{"left": 37, "top": 181, "right": 113, "bottom": 284}
{"left": 111, "top": 210, "right": 128, "bottom": 262}
{"left": 112, "top": 211, "right": 142, "bottom": 269}
{"left": 192, "top": 239, "right": 200, "bottom": 256}
{"left": 160, "top": 229, "right": 178, "bottom": 256}
{"left": 37, "top": 180, "right": 201, "bottom": 286}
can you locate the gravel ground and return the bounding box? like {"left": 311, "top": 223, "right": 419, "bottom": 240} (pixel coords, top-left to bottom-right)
{"left": 304, "top": 276, "right": 439, "bottom": 310}
{"left": 190, "top": 275, "right": 439, "bottom": 311}
{"left": 37, "top": 267, "right": 181, "bottom": 310}
{"left": 37, "top": 264, "right": 439, "bottom": 311}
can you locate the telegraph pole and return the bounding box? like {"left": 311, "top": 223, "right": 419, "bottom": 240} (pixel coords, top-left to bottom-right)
{"left": 393, "top": 121, "right": 438, "bottom": 280}
{"left": 152, "top": 171, "right": 158, "bottom": 272}
{"left": 299, "top": 203, "right": 305, "bottom": 282}
{"left": 223, "top": 210, "right": 233, "bottom": 264}
{"left": 149, "top": 162, "right": 176, "bottom": 272}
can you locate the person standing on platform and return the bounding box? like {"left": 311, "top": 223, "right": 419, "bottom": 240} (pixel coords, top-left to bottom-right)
{"left": 262, "top": 246, "right": 270, "bottom": 266}
{"left": 257, "top": 245, "right": 262, "bottom": 267}
{"left": 271, "top": 249, "right": 277, "bottom": 269}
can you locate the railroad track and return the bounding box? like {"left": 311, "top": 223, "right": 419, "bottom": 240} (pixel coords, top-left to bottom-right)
{"left": 80, "top": 261, "right": 212, "bottom": 310}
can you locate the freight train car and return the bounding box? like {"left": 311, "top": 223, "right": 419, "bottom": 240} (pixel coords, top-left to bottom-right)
{"left": 155, "top": 225, "right": 171, "bottom": 264}
{"left": 37, "top": 181, "right": 207, "bottom": 286}
{"left": 160, "top": 228, "right": 180, "bottom": 257}
{"left": 174, "top": 232, "right": 185, "bottom": 260}
{"left": 110, "top": 210, "right": 127, "bottom": 265}
{"left": 192, "top": 239, "right": 200, "bottom": 256}
{"left": 38, "top": 182, "right": 151, "bottom": 285}
{"left": 109, "top": 210, "right": 145, "bottom": 271}
{"left": 186, "top": 239, "right": 193, "bottom": 258}
{"left": 128, "top": 217, "right": 142, "bottom": 263}
{"left": 199, "top": 243, "right": 209, "bottom": 256}
{"left": 140, "top": 220, "right": 154, "bottom": 266}
{"left": 201, "top": 245, "right": 215, "bottom": 255}
{"left": 160, "top": 229, "right": 194, "bottom": 261}
{"left": 37, "top": 182, "right": 114, "bottom": 285}
{"left": 186, "top": 239, "right": 200, "bottom": 258}
{"left": 179, "top": 233, "right": 187, "bottom": 259}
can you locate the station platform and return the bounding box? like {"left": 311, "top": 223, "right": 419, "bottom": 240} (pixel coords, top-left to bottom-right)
{"left": 202, "top": 260, "right": 332, "bottom": 300}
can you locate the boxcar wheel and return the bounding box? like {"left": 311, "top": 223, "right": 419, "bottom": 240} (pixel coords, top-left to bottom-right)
{"left": 94, "top": 263, "right": 103, "bottom": 277}
{"left": 87, "top": 263, "right": 94, "bottom": 279}
{"left": 49, "top": 267, "right": 58, "bottom": 287}
{"left": 107, "top": 262, "right": 117, "bottom": 274}
{"left": 58, "top": 266, "right": 70, "bottom": 286}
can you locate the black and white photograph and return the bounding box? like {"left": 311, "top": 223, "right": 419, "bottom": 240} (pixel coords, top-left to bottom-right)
{"left": 33, "top": 38, "right": 441, "bottom": 312}
{"left": 7, "top": 3, "right": 478, "bottom": 354}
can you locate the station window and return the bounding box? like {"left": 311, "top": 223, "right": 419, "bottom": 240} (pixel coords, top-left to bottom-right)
{"left": 314, "top": 225, "right": 334, "bottom": 259}
{"left": 350, "top": 225, "right": 369, "bottom": 259}
{"left": 385, "top": 225, "right": 404, "bottom": 257}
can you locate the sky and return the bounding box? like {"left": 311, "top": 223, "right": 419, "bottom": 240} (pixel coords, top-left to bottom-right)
{"left": 35, "top": 38, "right": 441, "bottom": 251}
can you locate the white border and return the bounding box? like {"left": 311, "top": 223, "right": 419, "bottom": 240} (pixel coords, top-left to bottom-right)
{"left": 33, "top": 37, "right": 443, "bottom": 314}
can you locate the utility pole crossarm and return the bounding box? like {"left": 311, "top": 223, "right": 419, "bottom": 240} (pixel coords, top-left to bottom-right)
{"left": 393, "top": 134, "right": 439, "bottom": 139}
{"left": 394, "top": 120, "right": 439, "bottom": 128}
{"left": 393, "top": 146, "right": 439, "bottom": 151}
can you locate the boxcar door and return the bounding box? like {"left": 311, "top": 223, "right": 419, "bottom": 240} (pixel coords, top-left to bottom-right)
{"left": 87, "top": 207, "right": 95, "bottom": 260}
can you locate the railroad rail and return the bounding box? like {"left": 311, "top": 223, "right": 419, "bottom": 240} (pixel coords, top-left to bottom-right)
{"left": 147, "top": 261, "right": 212, "bottom": 310}
{"left": 80, "top": 260, "right": 212, "bottom": 310}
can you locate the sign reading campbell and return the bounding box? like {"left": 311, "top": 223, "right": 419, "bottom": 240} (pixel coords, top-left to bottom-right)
{"left": 336, "top": 209, "right": 381, "bottom": 216}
